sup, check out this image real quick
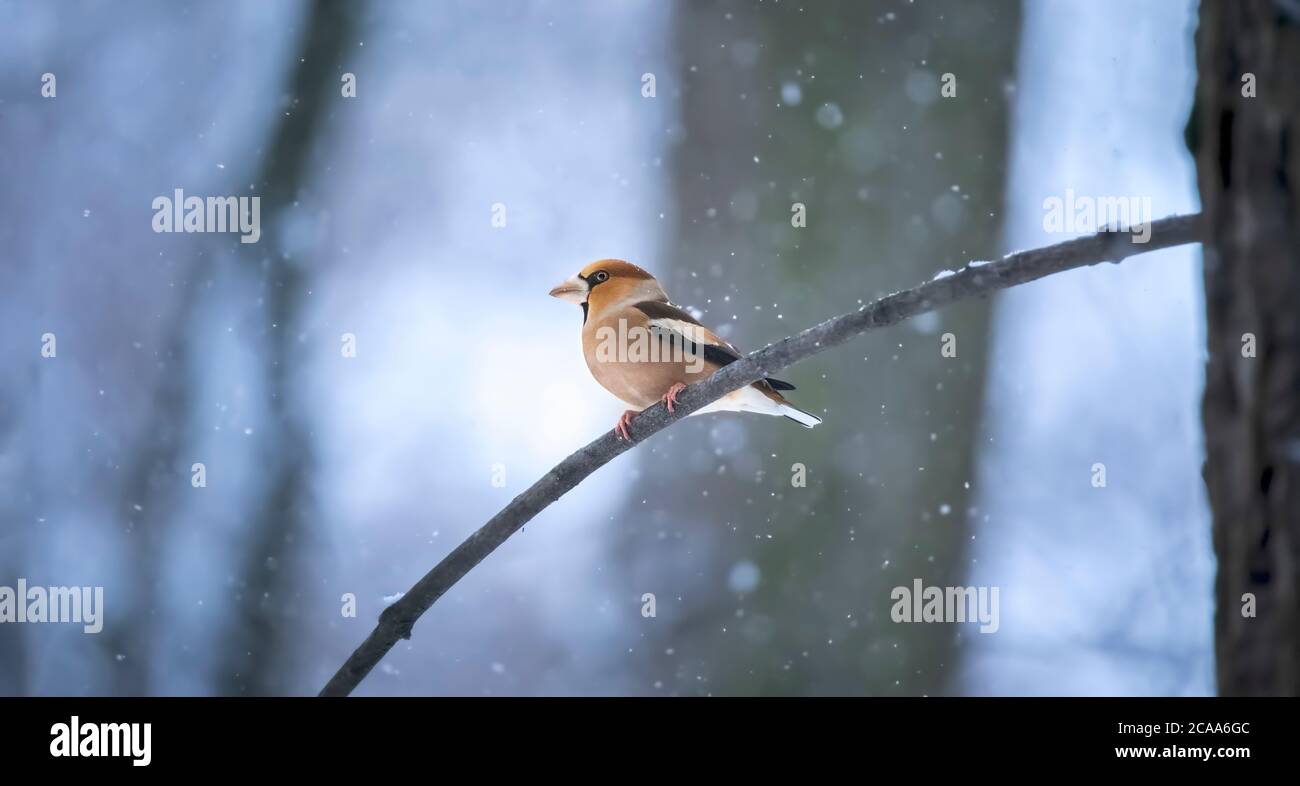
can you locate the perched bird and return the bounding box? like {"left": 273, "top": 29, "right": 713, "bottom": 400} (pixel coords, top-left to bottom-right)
{"left": 549, "top": 259, "right": 822, "bottom": 440}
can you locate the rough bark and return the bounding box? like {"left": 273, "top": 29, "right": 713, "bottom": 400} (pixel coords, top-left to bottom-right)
{"left": 1194, "top": 0, "right": 1300, "bottom": 696}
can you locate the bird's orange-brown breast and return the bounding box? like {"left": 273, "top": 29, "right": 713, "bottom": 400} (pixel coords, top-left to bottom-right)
{"left": 581, "top": 305, "right": 720, "bottom": 408}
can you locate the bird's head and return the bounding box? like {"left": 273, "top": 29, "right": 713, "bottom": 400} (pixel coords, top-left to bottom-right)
{"left": 549, "top": 259, "right": 668, "bottom": 316}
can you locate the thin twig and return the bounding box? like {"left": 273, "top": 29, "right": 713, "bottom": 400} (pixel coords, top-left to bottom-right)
{"left": 319, "top": 213, "right": 1205, "bottom": 696}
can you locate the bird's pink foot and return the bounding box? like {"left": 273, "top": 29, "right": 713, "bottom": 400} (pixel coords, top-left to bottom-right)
{"left": 614, "top": 409, "right": 637, "bottom": 441}
{"left": 662, "top": 382, "right": 687, "bottom": 414}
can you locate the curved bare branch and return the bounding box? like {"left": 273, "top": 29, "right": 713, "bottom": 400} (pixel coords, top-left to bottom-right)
{"left": 320, "top": 213, "right": 1204, "bottom": 697}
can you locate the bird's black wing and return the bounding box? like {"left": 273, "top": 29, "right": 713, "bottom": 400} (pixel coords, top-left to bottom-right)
{"left": 633, "top": 300, "right": 796, "bottom": 390}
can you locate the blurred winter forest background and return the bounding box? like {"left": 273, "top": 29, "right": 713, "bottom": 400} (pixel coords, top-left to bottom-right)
{"left": 0, "top": 0, "right": 1210, "bottom": 695}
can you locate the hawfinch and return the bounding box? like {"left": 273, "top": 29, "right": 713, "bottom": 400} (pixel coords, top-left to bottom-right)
{"left": 550, "top": 259, "right": 822, "bottom": 440}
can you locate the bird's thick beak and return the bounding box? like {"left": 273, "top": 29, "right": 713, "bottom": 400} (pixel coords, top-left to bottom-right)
{"left": 548, "top": 275, "right": 588, "bottom": 304}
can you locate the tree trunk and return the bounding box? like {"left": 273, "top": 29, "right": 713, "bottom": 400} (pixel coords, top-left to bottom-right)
{"left": 216, "top": 1, "right": 363, "bottom": 695}
{"left": 1194, "top": 0, "right": 1300, "bottom": 695}
{"left": 611, "top": 0, "right": 1018, "bottom": 695}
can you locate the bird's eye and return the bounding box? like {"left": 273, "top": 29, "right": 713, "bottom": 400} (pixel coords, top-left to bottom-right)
{"left": 593, "top": 270, "right": 609, "bottom": 283}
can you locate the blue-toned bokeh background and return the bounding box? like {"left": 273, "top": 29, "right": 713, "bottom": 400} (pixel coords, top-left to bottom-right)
{"left": 0, "top": 0, "right": 1209, "bottom": 695}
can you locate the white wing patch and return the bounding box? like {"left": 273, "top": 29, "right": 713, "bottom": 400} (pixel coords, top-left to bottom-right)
{"left": 646, "top": 317, "right": 740, "bottom": 356}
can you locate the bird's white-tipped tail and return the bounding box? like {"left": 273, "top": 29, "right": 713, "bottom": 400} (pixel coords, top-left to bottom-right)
{"left": 780, "top": 404, "right": 822, "bottom": 428}
{"left": 693, "top": 385, "right": 822, "bottom": 427}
